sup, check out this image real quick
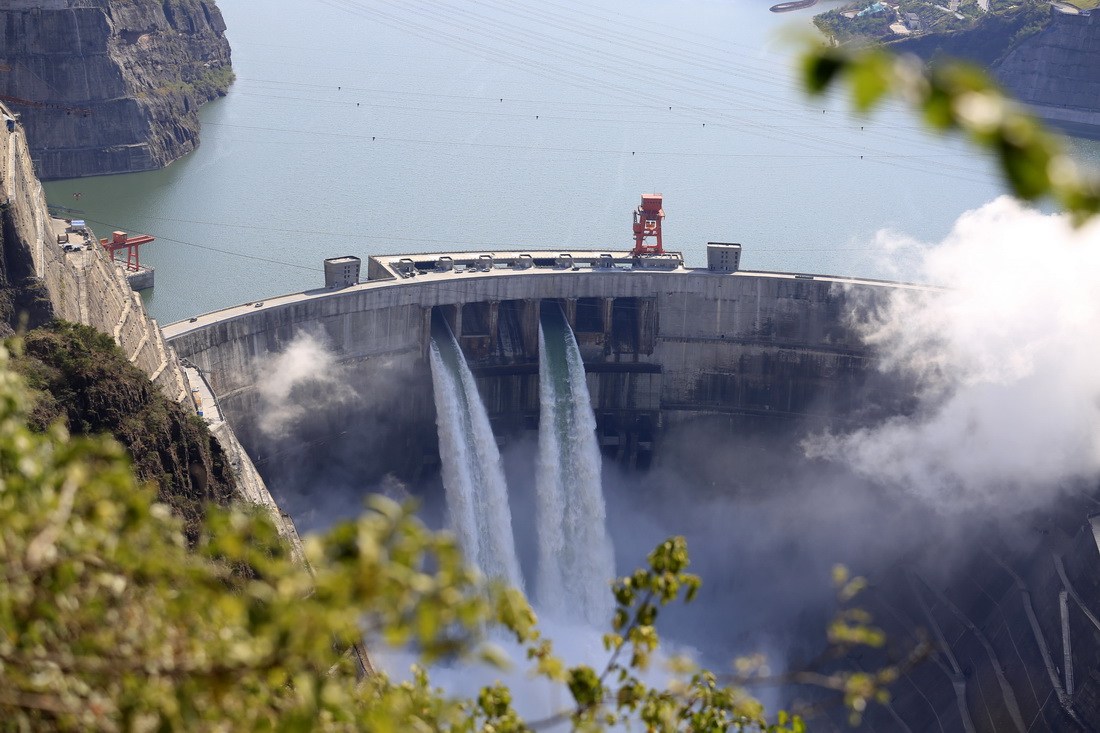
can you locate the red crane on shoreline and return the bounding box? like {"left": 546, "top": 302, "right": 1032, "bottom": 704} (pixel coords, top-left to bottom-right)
{"left": 101, "top": 231, "right": 154, "bottom": 272}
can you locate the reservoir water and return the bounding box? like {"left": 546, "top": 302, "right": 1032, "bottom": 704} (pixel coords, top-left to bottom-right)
{"left": 41, "top": 0, "right": 1099, "bottom": 324}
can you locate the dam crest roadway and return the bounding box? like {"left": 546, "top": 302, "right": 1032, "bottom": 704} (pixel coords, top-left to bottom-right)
{"left": 162, "top": 246, "right": 927, "bottom": 342}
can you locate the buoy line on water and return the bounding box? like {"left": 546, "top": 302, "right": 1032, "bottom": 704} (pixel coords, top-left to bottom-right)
{"left": 769, "top": 0, "right": 818, "bottom": 12}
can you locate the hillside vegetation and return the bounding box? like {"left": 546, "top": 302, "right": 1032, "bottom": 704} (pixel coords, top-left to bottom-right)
{"left": 889, "top": 0, "right": 1055, "bottom": 65}
{"left": 814, "top": 0, "right": 1054, "bottom": 66}
{"left": 12, "top": 320, "right": 236, "bottom": 541}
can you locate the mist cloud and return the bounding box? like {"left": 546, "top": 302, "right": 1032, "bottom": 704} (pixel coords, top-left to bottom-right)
{"left": 806, "top": 197, "right": 1100, "bottom": 512}
{"left": 255, "top": 331, "right": 354, "bottom": 440}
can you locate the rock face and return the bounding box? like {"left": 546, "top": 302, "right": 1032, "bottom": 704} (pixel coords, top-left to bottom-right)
{"left": 0, "top": 0, "right": 232, "bottom": 179}
{"left": 995, "top": 12, "right": 1100, "bottom": 129}
{"left": 0, "top": 110, "right": 237, "bottom": 539}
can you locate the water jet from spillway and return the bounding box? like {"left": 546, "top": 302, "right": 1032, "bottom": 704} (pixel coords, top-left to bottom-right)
{"left": 534, "top": 305, "right": 615, "bottom": 626}
{"left": 429, "top": 314, "right": 523, "bottom": 589}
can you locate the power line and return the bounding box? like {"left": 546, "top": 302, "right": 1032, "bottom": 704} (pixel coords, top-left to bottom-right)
{"left": 232, "top": 87, "right": 938, "bottom": 132}
{"left": 203, "top": 121, "right": 991, "bottom": 161}
{"left": 79, "top": 218, "right": 323, "bottom": 272}
{"left": 312, "top": 0, "right": 993, "bottom": 181}
{"left": 81, "top": 212, "right": 920, "bottom": 256}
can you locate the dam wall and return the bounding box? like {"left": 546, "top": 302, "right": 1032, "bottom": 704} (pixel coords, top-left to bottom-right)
{"left": 164, "top": 261, "right": 916, "bottom": 477}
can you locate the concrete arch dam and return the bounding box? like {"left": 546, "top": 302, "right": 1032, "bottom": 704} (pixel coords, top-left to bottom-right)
{"left": 163, "top": 251, "right": 1100, "bottom": 731}
{"left": 164, "top": 253, "right": 914, "bottom": 489}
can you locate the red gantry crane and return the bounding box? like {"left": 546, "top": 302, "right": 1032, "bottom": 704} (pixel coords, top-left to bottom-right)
{"left": 101, "top": 231, "right": 155, "bottom": 272}
{"left": 631, "top": 193, "right": 664, "bottom": 256}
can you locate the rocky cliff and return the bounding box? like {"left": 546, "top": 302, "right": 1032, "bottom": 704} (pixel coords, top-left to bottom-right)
{"left": 17, "top": 321, "right": 238, "bottom": 542}
{"left": 995, "top": 11, "right": 1100, "bottom": 130}
{"left": 0, "top": 106, "right": 236, "bottom": 538}
{"left": 0, "top": 0, "right": 232, "bottom": 179}
{"left": 0, "top": 103, "right": 278, "bottom": 543}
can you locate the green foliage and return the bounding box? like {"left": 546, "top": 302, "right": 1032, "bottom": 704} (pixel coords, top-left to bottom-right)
{"left": 157, "top": 64, "right": 235, "bottom": 101}
{"left": 802, "top": 44, "right": 1100, "bottom": 222}
{"left": 814, "top": 3, "right": 897, "bottom": 45}
{"left": 12, "top": 320, "right": 236, "bottom": 542}
{"left": 1006, "top": 3, "right": 1054, "bottom": 50}
{"left": 0, "top": 331, "right": 508, "bottom": 729}
{"left": 0, "top": 329, "right": 908, "bottom": 730}
{"left": 507, "top": 536, "right": 873, "bottom": 733}
{"left": 186, "top": 63, "right": 235, "bottom": 99}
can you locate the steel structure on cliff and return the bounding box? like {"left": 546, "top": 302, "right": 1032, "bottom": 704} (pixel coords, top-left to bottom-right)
{"left": 0, "top": 93, "right": 92, "bottom": 116}
{"left": 101, "top": 231, "right": 154, "bottom": 272}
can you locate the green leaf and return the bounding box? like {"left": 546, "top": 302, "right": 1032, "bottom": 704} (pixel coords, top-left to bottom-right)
{"left": 848, "top": 53, "right": 892, "bottom": 112}
{"left": 802, "top": 50, "right": 847, "bottom": 94}
{"left": 567, "top": 665, "right": 604, "bottom": 708}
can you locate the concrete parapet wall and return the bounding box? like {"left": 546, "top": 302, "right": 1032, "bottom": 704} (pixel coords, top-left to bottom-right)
{"left": 171, "top": 269, "right": 896, "bottom": 365}
{"left": 168, "top": 271, "right": 892, "bottom": 373}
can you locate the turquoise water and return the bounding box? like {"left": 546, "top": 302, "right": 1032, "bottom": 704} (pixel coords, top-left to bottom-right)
{"left": 42, "top": 0, "right": 1088, "bottom": 324}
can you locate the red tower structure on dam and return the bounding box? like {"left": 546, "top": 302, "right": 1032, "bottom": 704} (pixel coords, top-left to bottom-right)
{"left": 631, "top": 193, "right": 665, "bottom": 256}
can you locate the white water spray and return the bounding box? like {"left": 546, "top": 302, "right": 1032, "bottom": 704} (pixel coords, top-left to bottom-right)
{"left": 535, "top": 307, "right": 615, "bottom": 626}
{"left": 429, "top": 320, "right": 523, "bottom": 589}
